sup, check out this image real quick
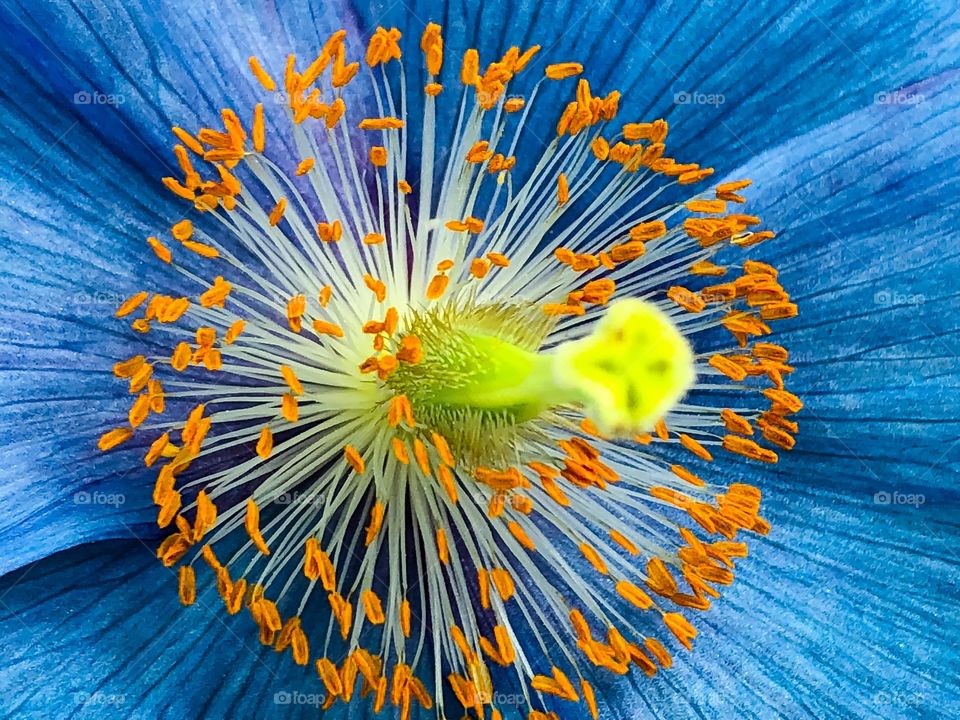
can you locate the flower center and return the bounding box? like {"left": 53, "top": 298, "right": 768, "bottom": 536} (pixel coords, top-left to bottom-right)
{"left": 94, "top": 20, "right": 804, "bottom": 720}
{"left": 385, "top": 297, "right": 695, "bottom": 464}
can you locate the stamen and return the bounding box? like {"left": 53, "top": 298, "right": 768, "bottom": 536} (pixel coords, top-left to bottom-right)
{"left": 98, "top": 427, "right": 132, "bottom": 451}
{"left": 244, "top": 500, "right": 271, "bottom": 555}
{"left": 557, "top": 173, "right": 569, "bottom": 205}
{"left": 345, "top": 445, "right": 366, "bottom": 474}
{"left": 256, "top": 427, "right": 273, "bottom": 459}
{"left": 545, "top": 62, "right": 583, "bottom": 79}
{"left": 178, "top": 566, "right": 196, "bottom": 606}
{"left": 359, "top": 117, "right": 404, "bottom": 130}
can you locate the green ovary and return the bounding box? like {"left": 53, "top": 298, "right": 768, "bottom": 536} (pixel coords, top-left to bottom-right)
{"left": 425, "top": 334, "right": 559, "bottom": 423}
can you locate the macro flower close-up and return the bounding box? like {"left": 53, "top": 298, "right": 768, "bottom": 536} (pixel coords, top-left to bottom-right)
{"left": 1, "top": 1, "right": 958, "bottom": 719}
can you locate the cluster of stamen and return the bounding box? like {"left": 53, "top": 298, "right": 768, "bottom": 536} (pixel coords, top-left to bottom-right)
{"left": 98, "top": 22, "right": 801, "bottom": 720}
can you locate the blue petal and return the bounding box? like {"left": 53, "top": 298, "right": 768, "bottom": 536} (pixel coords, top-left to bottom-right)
{"left": 0, "top": 0, "right": 362, "bottom": 571}
{"left": 727, "top": 70, "right": 960, "bottom": 494}
{"left": 0, "top": 538, "right": 645, "bottom": 719}
{"left": 617, "top": 71, "right": 960, "bottom": 717}
{"left": 2, "top": 5, "right": 959, "bottom": 717}
{"left": 356, "top": 0, "right": 960, "bottom": 164}
{"left": 0, "top": 540, "right": 380, "bottom": 719}
{"left": 4, "top": 0, "right": 956, "bottom": 575}
{"left": 0, "top": 56, "right": 180, "bottom": 573}
{"left": 628, "top": 488, "right": 960, "bottom": 719}
{"left": 0, "top": 0, "right": 362, "bottom": 174}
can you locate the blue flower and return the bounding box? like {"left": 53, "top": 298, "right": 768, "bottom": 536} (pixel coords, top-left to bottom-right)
{"left": 1, "top": 1, "right": 959, "bottom": 719}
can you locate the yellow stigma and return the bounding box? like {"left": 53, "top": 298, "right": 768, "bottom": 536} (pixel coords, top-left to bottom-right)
{"left": 552, "top": 299, "right": 695, "bottom": 436}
